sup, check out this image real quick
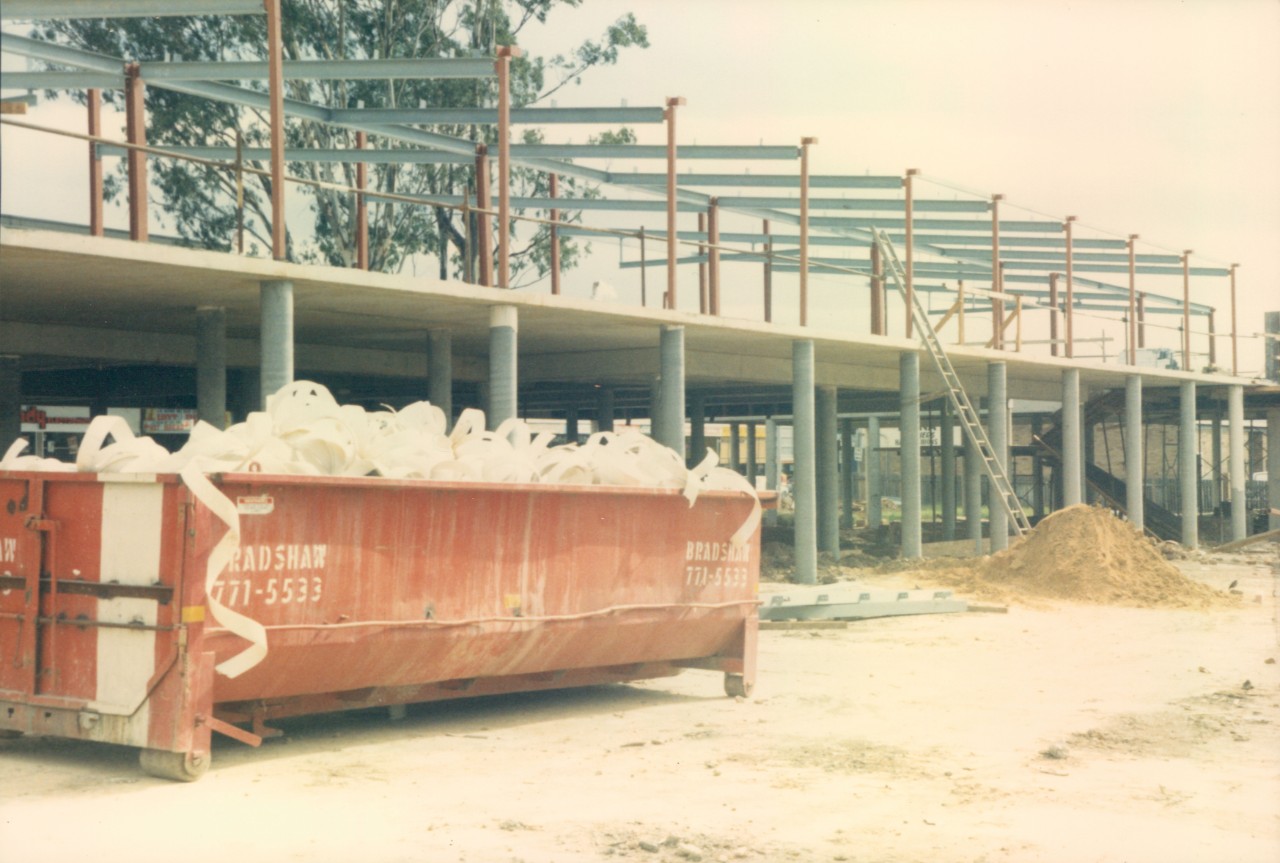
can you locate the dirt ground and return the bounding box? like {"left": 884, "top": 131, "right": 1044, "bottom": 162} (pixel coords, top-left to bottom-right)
{"left": 2, "top": 548, "right": 1277, "bottom": 863}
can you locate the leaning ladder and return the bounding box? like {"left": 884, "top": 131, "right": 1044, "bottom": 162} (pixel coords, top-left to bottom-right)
{"left": 871, "top": 228, "right": 1032, "bottom": 537}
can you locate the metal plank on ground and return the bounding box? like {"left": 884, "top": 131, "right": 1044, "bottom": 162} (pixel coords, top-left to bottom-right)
{"left": 759, "top": 585, "right": 968, "bottom": 621}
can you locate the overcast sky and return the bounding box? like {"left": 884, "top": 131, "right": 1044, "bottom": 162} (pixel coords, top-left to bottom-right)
{"left": 2, "top": 0, "right": 1277, "bottom": 373}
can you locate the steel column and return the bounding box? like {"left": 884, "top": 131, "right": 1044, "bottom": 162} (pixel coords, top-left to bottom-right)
{"left": 900, "top": 353, "right": 923, "bottom": 558}
{"left": 870, "top": 241, "right": 884, "bottom": 336}
{"left": 564, "top": 402, "right": 578, "bottom": 445}
{"left": 655, "top": 325, "right": 686, "bottom": 455}
{"left": 1268, "top": 407, "right": 1280, "bottom": 531}
{"left": 1127, "top": 234, "right": 1138, "bottom": 364}
{"left": 763, "top": 218, "right": 773, "bottom": 324}
{"left": 259, "top": 280, "right": 294, "bottom": 406}
{"left": 664, "top": 97, "right": 685, "bottom": 310}
{"left": 746, "top": 421, "right": 759, "bottom": 485}
{"left": 475, "top": 146, "right": 493, "bottom": 286}
{"left": 697, "top": 213, "right": 708, "bottom": 314}
{"left": 729, "top": 423, "right": 741, "bottom": 471}
{"left": 988, "top": 362, "right": 1009, "bottom": 551}
{"left": 1179, "top": 380, "right": 1198, "bottom": 548}
{"left": 196, "top": 306, "right": 227, "bottom": 430}
{"left": 964, "top": 417, "right": 982, "bottom": 551}
{"left": 488, "top": 305, "right": 518, "bottom": 431}
{"left": 1137, "top": 293, "right": 1146, "bottom": 348}
{"left": 428, "top": 329, "right": 453, "bottom": 429}
{"left": 840, "top": 417, "right": 855, "bottom": 532}
{"left": 355, "top": 131, "right": 369, "bottom": 270}
{"left": 124, "top": 63, "right": 147, "bottom": 242}
{"left": 707, "top": 198, "right": 721, "bottom": 315}
{"left": 1125, "top": 374, "right": 1145, "bottom": 531}
{"left": 1211, "top": 406, "right": 1223, "bottom": 509}
{"left": 0, "top": 355, "right": 20, "bottom": 448}
{"left": 904, "top": 169, "right": 918, "bottom": 338}
{"left": 816, "top": 386, "right": 840, "bottom": 555}
{"left": 793, "top": 340, "right": 818, "bottom": 584}
{"left": 1031, "top": 416, "right": 1045, "bottom": 520}
{"left": 495, "top": 47, "right": 521, "bottom": 289}
{"left": 940, "top": 398, "right": 956, "bottom": 540}
{"left": 799, "top": 137, "right": 817, "bottom": 326}
{"left": 1062, "top": 368, "right": 1082, "bottom": 506}
{"left": 265, "top": 0, "right": 286, "bottom": 260}
{"left": 1182, "top": 250, "right": 1193, "bottom": 370}
{"left": 1049, "top": 273, "right": 1060, "bottom": 356}
{"left": 1064, "top": 215, "right": 1076, "bottom": 357}
{"left": 991, "top": 194, "right": 1004, "bottom": 350}
{"left": 866, "top": 415, "right": 882, "bottom": 530}
{"left": 549, "top": 172, "right": 561, "bottom": 294}
{"left": 1228, "top": 384, "right": 1246, "bottom": 541}
{"left": 1229, "top": 264, "right": 1239, "bottom": 375}
{"left": 88, "top": 87, "right": 103, "bottom": 237}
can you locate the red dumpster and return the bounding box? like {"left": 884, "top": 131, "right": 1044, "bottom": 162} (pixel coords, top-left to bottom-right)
{"left": 0, "top": 470, "right": 759, "bottom": 780}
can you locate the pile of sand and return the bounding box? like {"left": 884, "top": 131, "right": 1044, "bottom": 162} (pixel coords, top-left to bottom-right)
{"left": 949, "top": 504, "right": 1226, "bottom": 608}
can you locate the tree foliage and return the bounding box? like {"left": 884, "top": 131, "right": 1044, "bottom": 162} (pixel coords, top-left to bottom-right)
{"left": 38, "top": 1, "right": 647, "bottom": 279}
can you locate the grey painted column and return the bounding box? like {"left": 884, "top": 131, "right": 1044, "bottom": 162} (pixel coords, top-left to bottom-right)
{"left": 816, "top": 386, "right": 840, "bottom": 555}
{"left": 1062, "top": 368, "right": 1083, "bottom": 506}
{"left": 689, "top": 393, "right": 707, "bottom": 464}
{"left": 746, "top": 422, "right": 759, "bottom": 485}
{"left": 940, "top": 397, "right": 957, "bottom": 540}
{"left": 597, "top": 386, "right": 615, "bottom": 433}
{"left": 729, "top": 422, "right": 741, "bottom": 471}
{"left": 488, "top": 305, "right": 518, "bottom": 431}
{"left": 655, "top": 325, "right": 686, "bottom": 454}
{"left": 1268, "top": 407, "right": 1280, "bottom": 531}
{"left": 1227, "top": 384, "right": 1246, "bottom": 540}
{"left": 1179, "top": 379, "right": 1199, "bottom": 548}
{"left": 196, "top": 306, "right": 227, "bottom": 430}
{"left": 764, "top": 417, "right": 779, "bottom": 527}
{"left": 259, "top": 279, "right": 294, "bottom": 406}
{"left": 1125, "top": 374, "right": 1145, "bottom": 531}
{"left": 792, "top": 339, "right": 818, "bottom": 584}
{"left": 428, "top": 329, "right": 453, "bottom": 428}
{"left": 0, "top": 355, "right": 19, "bottom": 447}
{"left": 840, "top": 417, "right": 855, "bottom": 531}
{"left": 988, "top": 362, "right": 1009, "bottom": 551}
{"left": 1031, "top": 416, "right": 1045, "bottom": 520}
{"left": 1210, "top": 406, "right": 1223, "bottom": 509}
{"left": 900, "top": 352, "right": 923, "bottom": 559}
{"left": 866, "top": 416, "right": 882, "bottom": 530}
{"left": 565, "top": 402, "right": 579, "bottom": 444}
{"left": 964, "top": 422, "right": 983, "bottom": 552}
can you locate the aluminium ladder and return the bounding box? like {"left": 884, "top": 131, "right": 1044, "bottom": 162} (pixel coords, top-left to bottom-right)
{"left": 871, "top": 228, "right": 1032, "bottom": 537}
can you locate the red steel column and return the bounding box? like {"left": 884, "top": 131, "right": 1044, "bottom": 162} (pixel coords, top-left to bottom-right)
{"left": 124, "top": 63, "right": 147, "bottom": 242}
{"left": 1182, "top": 249, "right": 1193, "bottom": 370}
{"left": 88, "top": 88, "right": 103, "bottom": 237}
{"left": 549, "top": 172, "right": 561, "bottom": 295}
{"left": 475, "top": 145, "right": 493, "bottom": 287}
{"left": 763, "top": 218, "right": 773, "bottom": 324}
{"left": 799, "top": 137, "right": 818, "bottom": 326}
{"left": 355, "top": 131, "right": 369, "bottom": 270}
{"left": 991, "top": 194, "right": 1004, "bottom": 350}
{"left": 1127, "top": 234, "right": 1138, "bottom": 365}
{"left": 905, "top": 168, "right": 919, "bottom": 338}
{"left": 1064, "top": 215, "right": 1076, "bottom": 358}
{"left": 708, "top": 198, "right": 721, "bottom": 316}
{"left": 265, "top": 0, "right": 286, "bottom": 260}
{"left": 664, "top": 97, "right": 686, "bottom": 310}
{"left": 495, "top": 46, "right": 523, "bottom": 290}
{"left": 1229, "top": 263, "right": 1239, "bottom": 375}
{"left": 697, "top": 212, "right": 708, "bottom": 313}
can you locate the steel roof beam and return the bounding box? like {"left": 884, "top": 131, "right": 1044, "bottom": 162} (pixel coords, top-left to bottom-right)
{"left": 329, "top": 106, "right": 665, "bottom": 125}
{"left": 809, "top": 217, "right": 1063, "bottom": 233}
{"left": 925, "top": 234, "right": 1127, "bottom": 250}
{"left": 1, "top": 0, "right": 262, "bottom": 18}
{"left": 716, "top": 197, "right": 989, "bottom": 213}
{"left": 140, "top": 58, "right": 495, "bottom": 81}
{"left": 1, "top": 71, "right": 123, "bottom": 89}
{"left": 616, "top": 173, "right": 902, "bottom": 189}
{"left": 1002, "top": 261, "right": 1231, "bottom": 277}
{"left": 952, "top": 248, "right": 1186, "bottom": 265}
{"left": 517, "top": 144, "right": 798, "bottom": 160}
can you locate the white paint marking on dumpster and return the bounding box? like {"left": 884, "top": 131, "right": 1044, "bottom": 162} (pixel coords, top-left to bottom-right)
{"left": 88, "top": 482, "right": 163, "bottom": 741}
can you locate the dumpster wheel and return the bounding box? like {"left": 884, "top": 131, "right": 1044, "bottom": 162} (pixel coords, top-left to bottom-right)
{"left": 139, "top": 748, "right": 209, "bottom": 782}
{"left": 724, "top": 673, "right": 753, "bottom": 698}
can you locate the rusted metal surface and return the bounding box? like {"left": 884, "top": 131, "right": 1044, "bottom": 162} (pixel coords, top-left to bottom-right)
{"left": 0, "top": 471, "right": 759, "bottom": 777}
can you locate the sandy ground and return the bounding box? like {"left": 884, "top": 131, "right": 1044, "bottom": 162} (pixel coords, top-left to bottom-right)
{"left": 1, "top": 551, "right": 1277, "bottom": 863}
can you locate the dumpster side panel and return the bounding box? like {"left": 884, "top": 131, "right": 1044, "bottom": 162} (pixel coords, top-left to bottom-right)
{"left": 198, "top": 479, "right": 758, "bottom": 706}
{"left": 0, "top": 475, "right": 40, "bottom": 699}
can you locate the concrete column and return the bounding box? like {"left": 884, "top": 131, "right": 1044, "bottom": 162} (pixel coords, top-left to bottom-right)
{"left": 488, "top": 305, "right": 518, "bottom": 431}
{"left": 1208, "top": 406, "right": 1223, "bottom": 509}
{"left": 259, "top": 279, "right": 294, "bottom": 406}
{"left": 1031, "top": 416, "right": 1045, "bottom": 520}
{"left": 1268, "top": 407, "right": 1280, "bottom": 531}
{"left": 964, "top": 421, "right": 983, "bottom": 552}
{"left": 565, "top": 402, "right": 579, "bottom": 445}
{"left": 866, "top": 416, "right": 882, "bottom": 529}
{"left": 816, "top": 386, "right": 840, "bottom": 555}
{"left": 746, "top": 422, "right": 759, "bottom": 485}
{"left": 428, "top": 329, "right": 453, "bottom": 429}
{"left": 900, "top": 352, "right": 922, "bottom": 558}
{"left": 764, "top": 417, "right": 779, "bottom": 527}
{"left": 1062, "top": 368, "right": 1082, "bottom": 506}
{"left": 729, "top": 422, "right": 741, "bottom": 471}
{"left": 689, "top": 394, "right": 707, "bottom": 464}
{"left": 1228, "top": 384, "right": 1246, "bottom": 540}
{"left": 1179, "top": 379, "right": 1199, "bottom": 548}
{"left": 0, "top": 355, "right": 19, "bottom": 447}
{"left": 940, "top": 397, "right": 957, "bottom": 540}
{"left": 840, "top": 417, "right": 855, "bottom": 531}
{"left": 988, "top": 362, "right": 1009, "bottom": 551}
{"left": 793, "top": 339, "right": 817, "bottom": 584}
{"left": 655, "top": 325, "right": 686, "bottom": 454}
{"left": 596, "top": 386, "right": 615, "bottom": 433}
{"left": 196, "top": 306, "right": 228, "bottom": 430}
{"left": 1125, "top": 375, "right": 1145, "bottom": 531}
